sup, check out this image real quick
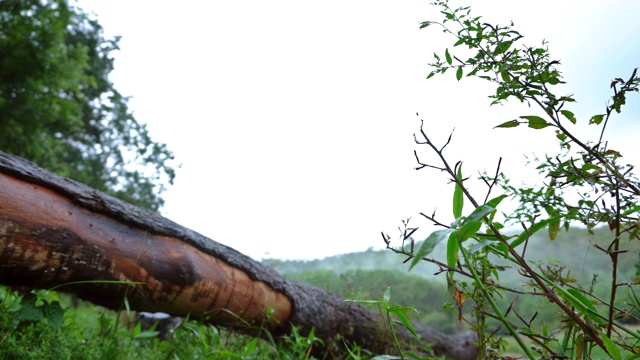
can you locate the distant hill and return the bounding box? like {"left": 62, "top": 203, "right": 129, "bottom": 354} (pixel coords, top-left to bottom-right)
{"left": 262, "top": 246, "right": 439, "bottom": 279}
{"left": 262, "top": 226, "right": 640, "bottom": 286}
{"left": 262, "top": 226, "right": 640, "bottom": 334}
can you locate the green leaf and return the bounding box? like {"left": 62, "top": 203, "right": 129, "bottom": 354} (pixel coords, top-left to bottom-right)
{"left": 626, "top": 352, "right": 640, "bottom": 360}
{"left": 548, "top": 218, "right": 560, "bottom": 240}
{"left": 409, "top": 229, "right": 454, "bottom": 270}
{"left": 598, "top": 330, "right": 622, "bottom": 360}
{"left": 445, "top": 48, "right": 452, "bottom": 65}
{"left": 500, "top": 70, "right": 510, "bottom": 82}
{"left": 494, "top": 40, "right": 513, "bottom": 55}
{"left": 560, "top": 110, "right": 576, "bottom": 124}
{"left": 486, "top": 194, "right": 507, "bottom": 208}
{"left": 453, "top": 165, "right": 464, "bottom": 219}
{"left": 567, "top": 289, "right": 599, "bottom": 313}
{"left": 520, "top": 115, "right": 552, "bottom": 129}
{"left": 455, "top": 220, "right": 482, "bottom": 242}
{"left": 511, "top": 217, "right": 559, "bottom": 248}
{"left": 531, "top": 48, "right": 545, "bottom": 56}
{"left": 441, "top": 11, "right": 454, "bottom": 20}
{"left": 468, "top": 240, "right": 494, "bottom": 254}
{"left": 404, "top": 352, "right": 427, "bottom": 360}
{"left": 556, "top": 131, "right": 568, "bottom": 142}
{"left": 388, "top": 306, "right": 417, "bottom": 337}
{"left": 447, "top": 232, "right": 460, "bottom": 270}
{"left": 494, "top": 119, "right": 520, "bottom": 128}
{"left": 452, "top": 205, "right": 493, "bottom": 245}
{"left": 456, "top": 67, "right": 463, "bottom": 81}
{"left": 589, "top": 114, "right": 605, "bottom": 125}
{"left": 419, "top": 21, "right": 430, "bottom": 29}
{"left": 622, "top": 204, "right": 640, "bottom": 216}
{"left": 556, "top": 287, "right": 605, "bottom": 326}
{"left": 17, "top": 300, "right": 45, "bottom": 322}
{"left": 242, "top": 337, "right": 259, "bottom": 356}
{"left": 464, "top": 204, "right": 495, "bottom": 223}
{"left": 43, "top": 301, "right": 64, "bottom": 329}
{"left": 559, "top": 95, "right": 576, "bottom": 102}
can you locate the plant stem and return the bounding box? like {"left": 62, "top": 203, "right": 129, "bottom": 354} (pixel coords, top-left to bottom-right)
{"left": 458, "top": 242, "right": 537, "bottom": 359}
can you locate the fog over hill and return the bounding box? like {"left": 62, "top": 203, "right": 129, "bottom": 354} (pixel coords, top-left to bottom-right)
{"left": 264, "top": 226, "right": 640, "bottom": 286}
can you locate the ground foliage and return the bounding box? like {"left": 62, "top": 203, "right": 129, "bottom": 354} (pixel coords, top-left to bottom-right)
{"left": 0, "top": 286, "right": 334, "bottom": 360}
{"left": 0, "top": 0, "right": 175, "bottom": 211}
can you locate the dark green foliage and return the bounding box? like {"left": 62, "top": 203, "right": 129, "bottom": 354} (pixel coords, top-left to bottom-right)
{"left": 0, "top": 0, "right": 175, "bottom": 211}
{"left": 285, "top": 268, "right": 460, "bottom": 334}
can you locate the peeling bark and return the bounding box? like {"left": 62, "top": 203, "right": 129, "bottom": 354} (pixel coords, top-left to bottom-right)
{"left": 0, "top": 151, "right": 478, "bottom": 359}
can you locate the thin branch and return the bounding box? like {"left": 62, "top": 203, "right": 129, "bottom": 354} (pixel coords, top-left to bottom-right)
{"left": 482, "top": 157, "right": 503, "bottom": 204}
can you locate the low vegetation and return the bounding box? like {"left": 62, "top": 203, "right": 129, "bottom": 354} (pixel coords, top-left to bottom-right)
{"left": 0, "top": 286, "right": 332, "bottom": 360}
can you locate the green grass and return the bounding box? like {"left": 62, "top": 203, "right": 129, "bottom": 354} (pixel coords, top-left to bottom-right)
{"left": 0, "top": 286, "right": 355, "bottom": 360}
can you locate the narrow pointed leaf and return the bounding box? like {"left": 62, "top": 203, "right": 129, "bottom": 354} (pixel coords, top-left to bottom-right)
{"left": 463, "top": 204, "right": 495, "bottom": 223}
{"left": 409, "top": 229, "right": 454, "bottom": 270}
{"left": 598, "top": 330, "right": 622, "bottom": 360}
{"left": 446, "top": 233, "right": 460, "bottom": 270}
{"left": 486, "top": 194, "right": 507, "bottom": 208}
{"left": 453, "top": 165, "right": 464, "bottom": 219}
{"left": 445, "top": 48, "right": 452, "bottom": 65}
{"left": 556, "top": 287, "right": 605, "bottom": 326}
{"left": 548, "top": 218, "right": 560, "bottom": 240}
{"left": 622, "top": 204, "right": 640, "bottom": 216}
{"left": 389, "top": 307, "right": 417, "bottom": 337}
{"left": 511, "top": 217, "right": 560, "bottom": 248}
{"left": 494, "top": 119, "right": 520, "bottom": 128}
{"left": 566, "top": 289, "right": 598, "bottom": 312}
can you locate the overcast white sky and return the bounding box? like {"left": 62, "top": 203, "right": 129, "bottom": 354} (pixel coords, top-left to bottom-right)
{"left": 75, "top": 1, "right": 640, "bottom": 261}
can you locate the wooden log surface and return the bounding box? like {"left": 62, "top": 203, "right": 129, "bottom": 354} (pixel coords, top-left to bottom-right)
{"left": 0, "top": 151, "right": 478, "bottom": 359}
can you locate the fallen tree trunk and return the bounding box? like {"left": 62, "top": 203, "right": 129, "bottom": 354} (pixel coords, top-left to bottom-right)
{"left": 0, "top": 151, "right": 478, "bottom": 359}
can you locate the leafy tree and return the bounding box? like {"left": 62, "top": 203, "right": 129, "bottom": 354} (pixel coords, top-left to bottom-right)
{"left": 0, "top": 0, "right": 175, "bottom": 211}
{"left": 384, "top": 1, "right": 640, "bottom": 358}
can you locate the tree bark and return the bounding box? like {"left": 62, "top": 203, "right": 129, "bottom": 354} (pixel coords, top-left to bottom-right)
{"left": 0, "top": 151, "right": 478, "bottom": 359}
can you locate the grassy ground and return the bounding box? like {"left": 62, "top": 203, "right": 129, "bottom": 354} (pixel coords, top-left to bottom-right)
{"left": 0, "top": 287, "right": 355, "bottom": 360}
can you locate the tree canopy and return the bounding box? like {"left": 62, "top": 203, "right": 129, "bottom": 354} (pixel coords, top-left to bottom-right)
{"left": 0, "top": 0, "right": 175, "bottom": 211}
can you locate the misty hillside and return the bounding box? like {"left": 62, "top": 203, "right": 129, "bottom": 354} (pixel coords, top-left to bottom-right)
{"left": 263, "top": 226, "right": 640, "bottom": 286}
{"left": 260, "top": 226, "right": 640, "bottom": 335}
